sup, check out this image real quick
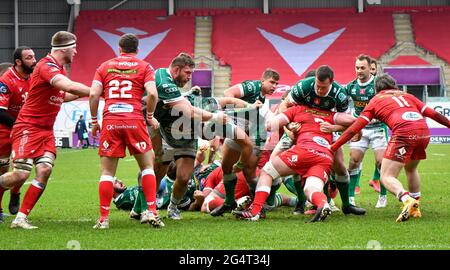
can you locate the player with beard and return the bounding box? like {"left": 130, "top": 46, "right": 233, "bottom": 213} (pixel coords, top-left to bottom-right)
{"left": 151, "top": 53, "right": 228, "bottom": 220}
{"left": 0, "top": 31, "right": 90, "bottom": 229}
{"left": 0, "top": 47, "right": 36, "bottom": 223}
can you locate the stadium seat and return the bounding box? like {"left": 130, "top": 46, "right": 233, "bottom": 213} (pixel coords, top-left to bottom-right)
{"left": 412, "top": 13, "right": 450, "bottom": 64}
{"left": 70, "top": 10, "right": 195, "bottom": 85}
{"left": 212, "top": 12, "right": 395, "bottom": 85}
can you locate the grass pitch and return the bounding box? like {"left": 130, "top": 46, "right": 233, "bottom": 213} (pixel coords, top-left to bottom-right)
{"left": 1, "top": 145, "right": 450, "bottom": 250}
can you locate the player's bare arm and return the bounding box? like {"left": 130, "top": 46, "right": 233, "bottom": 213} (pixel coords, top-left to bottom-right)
{"left": 320, "top": 112, "right": 356, "bottom": 133}
{"left": 145, "top": 81, "right": 159, "bottom": 130}
{"left": 169, "top": 98, "right": 228, "bottom": 124}
{"left": 223, "top": 84, "right": 242, "bottom": 98}
{"left": 265, "top": 112, "right": 290, "bottom": 132}
{"left": 51, "top": 74, "right": 90, "bottom": 97}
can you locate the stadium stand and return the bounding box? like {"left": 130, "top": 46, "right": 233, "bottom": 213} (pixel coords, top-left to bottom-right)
{"left": 70, "top": 10, "right": 195, "bottom": 85}
{"left": 411, "top": 12, "right": 450, "bottom": 64}
{"left": 212, "top": 11, "right": 395, "bottom": 85}
{"left": 365, "top": 5, "right": 450, "bottom": 13}
{"left": 176, "top": 8, "right": 261, "bottom": 16}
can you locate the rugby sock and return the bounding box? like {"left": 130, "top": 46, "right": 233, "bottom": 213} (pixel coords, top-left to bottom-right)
{"left": 397, "top": 191, "right": 411, "bottom": 203}
{"left": 323, "top": 182, "right": 330, "bottom": 203}
{"left": 98, "top": 175, "right": 114, "bottom": 221}
{"left": 355, "top": 170, "right": 362, "bottom": 188}
{"left": 310, "top": 191, "right": 327, "bottom": 209}
{"left": 265, "top": 180, "right": 281, "bottom": 207}
{"left": 294, "top": 178, "right": 307, "bottom": 207}
{"left": 372, "top": 166, "right": 380, "bottom": 181}
{"left": 131, "top": 187, "right": 143, "bottom": 214}
{"left": 410, "top": 192, "right": 421, "bottom": 201}
{"left": 223, "top": 173, "right": 237, "bottom": 205}
{"left": 251, "top": 186, "right": 271, "bottom": 215}
{"left": 348, "top": 169, "right": 360, "bottom": 197}
{"left": 20, "top": 179, "right": 45, "bottom": 216}
{"left": 138, "top": 187, "right": 148, "bottom": 213}
{"left": 248, "top": 177, "right": 258, "bottom": 196}
{"left": 141, "top": 169, "right": 157, "bottom": 214}
{"left": 380, "top": 182, "right": 387, "bottom": 196}
{"left": 336, "top": 174, "right": 351, "bottom": 208}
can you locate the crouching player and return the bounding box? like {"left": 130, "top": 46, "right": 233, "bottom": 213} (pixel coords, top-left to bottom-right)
{"left": 233, "top": 105, "right": 355, "bottom": 222}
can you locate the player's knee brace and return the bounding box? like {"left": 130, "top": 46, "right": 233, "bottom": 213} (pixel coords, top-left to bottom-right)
{"left": 35, "top": 156, "right": 54, "bottom": 168}
{"left": 12, "top": 158, "right": 33, "bottom": 173}
{"left": 262, "top": 161, "right": 281, "bottom": 180}
{"left": 0, "top": 157, "right": 10, "bottom": 169}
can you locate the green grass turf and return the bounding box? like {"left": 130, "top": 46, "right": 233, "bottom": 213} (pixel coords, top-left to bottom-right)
{"left": 1, "top": 145, "right": 450, "bottom": 250}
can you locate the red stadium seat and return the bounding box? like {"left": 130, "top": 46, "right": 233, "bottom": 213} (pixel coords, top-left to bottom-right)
{"left": 412, "top": 13, "right": 450, "bottom": 64}
{"left": 212, "top": 12, "right": 395, "bottom": 85}
{"left": 70, "top": 10, "right": 195, "bottom": 85}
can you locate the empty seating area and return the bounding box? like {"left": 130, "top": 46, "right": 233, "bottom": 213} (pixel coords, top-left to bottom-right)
{"left": 411, "top": 12, "right": 450, "bottom": 64}
{"left": 70, "top": 10, "right": 195, "bottom": 85}
{"left": 212, "top": 12, "right": 395, "bottom": 85}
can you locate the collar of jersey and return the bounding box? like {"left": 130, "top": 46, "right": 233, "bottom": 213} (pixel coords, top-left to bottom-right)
{"left": 357, "top": 74, "right": 374, "bottom": 87}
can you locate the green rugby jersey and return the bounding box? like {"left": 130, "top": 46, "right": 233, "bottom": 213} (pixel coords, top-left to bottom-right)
{"left": 289, "top": 77, "right": 349, "bottom": 112}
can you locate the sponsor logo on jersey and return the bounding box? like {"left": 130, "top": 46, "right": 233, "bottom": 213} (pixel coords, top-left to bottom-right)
{"left": 354, "top": 100, "right": 369, "bottom": 107}
{"left": 314, "top": 98, "right": 320, "bottom": 105}
{"left": 305, "top": 108, "right": 330, "bottom": 117}
{"left": 107, "top": 68, "right": 137, "bottom": 74}
{"left": 108, "top": 103, "right": 134, "bottom": 113}
{"left": 102, "top": 140, "right": 109, "bottom": 149}
{"left": 0, "top": 83, "right": 9, "bottom": 94}
{"left": 396, "top": 147, "right": 407, "bottom": 160}
{"left": 401, "top": 111, "right": 423, "bottom": 121}
{"left": 49, "top": 95, "right": 64, "bottom": 106}
{"left": 287, "top": 154, "right": 298, "bottom": 166}
{"left": 118, "top": 61, "right": 138, "bottom": 67}
{"left": 106, "top": 124, "right": 138, "bottom": 130}
{"left": 313, "top": 136, "right": 330, "bottom": 147}
{"left": 360, "top": 88, "right": 366, "bottom": 95}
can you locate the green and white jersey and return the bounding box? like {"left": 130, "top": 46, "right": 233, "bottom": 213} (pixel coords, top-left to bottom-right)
{"left": 225, "top": 106, "right": 267, "bottom": 148}
{"left": 289, "top": 77, "right": 349, "bottom": 112}
{"left": 239, "top": 80, "right": 265, "bottom": 104}
{"left": 184, "top": 91, "right": 221, "bottom": 112}
{"left": 154, "top": 68, "right": 198, "bottom": 142}
{"left": 113, "top": 186, "right": 141, "bottom": 211}
{"left": 156, "top": 176, "right": 197, "bottom": 210}
{"left": 345, "top": 75, "right": 385, "bottom": 128}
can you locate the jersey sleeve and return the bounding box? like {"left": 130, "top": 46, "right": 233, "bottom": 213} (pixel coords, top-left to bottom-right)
{"left": 407, "top": 93, "right": 426, "bottom": 112}
{"left": 92, "top": 67, "right": 103, "bottom": 86}
{"left": 335, "top": 88, "right": 349, "bottom": 112}
{"left": 241, "top": 80, "right": 255, "bottom": 98}
{"left": 41, "top": 62, "right": 64, "bottom": 84}
{"left": 0, "top": 81, "right": 11, "bottom": 109}
{"left": 203, "top": 167, "right": 222, "bottom": 191}
{"left": 282, "top": 106, "right": 298, "bottom": 122}
{"left": 359, "top": 100, "right": 375, "bottom": 122}
{"left": 289, "top": 82, "right": 305, "bottom": 105}
{"left": 155, "top": 69, "right": 183, "bottom": 104}
{"left": 143, "top": 64, "right": 155, "bottom": 87}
